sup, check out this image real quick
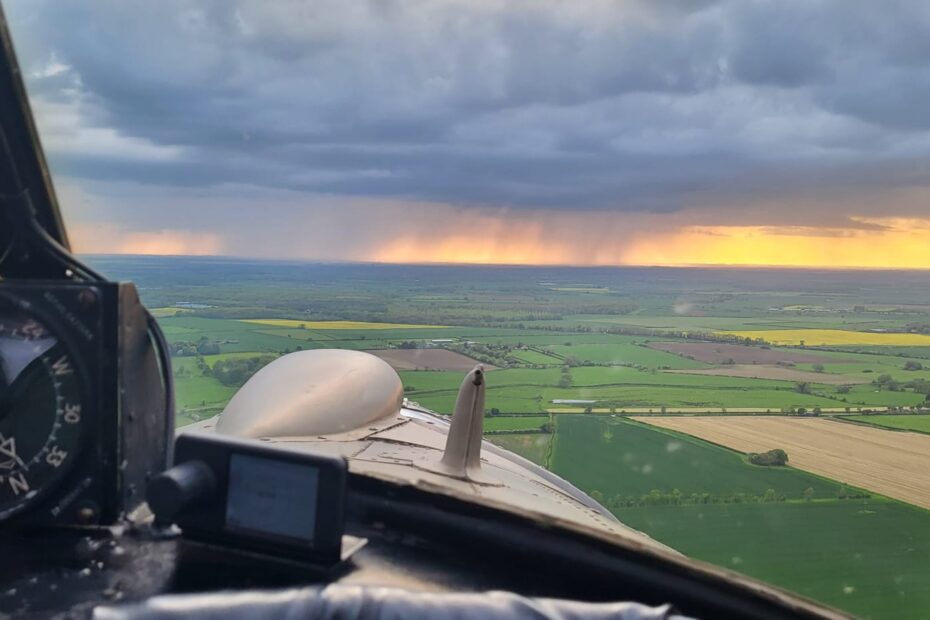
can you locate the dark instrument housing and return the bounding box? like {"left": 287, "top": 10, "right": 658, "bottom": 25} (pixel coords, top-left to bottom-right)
{"left": 1, "top": 281, "right": 171, "bottom": 526}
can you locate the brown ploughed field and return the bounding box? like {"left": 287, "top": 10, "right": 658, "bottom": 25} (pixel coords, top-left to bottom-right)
{"left": 365, "top": 348, "right": 492, "bottom": 371}
{"left": 634, "top": 415, "right": 930, "bottom": 510}
{"left": 647, "top": 341, "right": 848, "bottom": 365}
{"left": 665, "top": 364, "right": 867, "bottom": 384}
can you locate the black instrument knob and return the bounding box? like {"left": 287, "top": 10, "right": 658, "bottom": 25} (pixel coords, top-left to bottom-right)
{"left": 146, "top": 461, "right": 215, "bottom": 524}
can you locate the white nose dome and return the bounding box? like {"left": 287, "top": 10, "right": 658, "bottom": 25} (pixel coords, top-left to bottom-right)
{"left": 215, "top": 349, "right": 404, "bottom": 438}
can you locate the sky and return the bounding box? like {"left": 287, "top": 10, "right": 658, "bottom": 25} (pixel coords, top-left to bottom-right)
{"left": 6, "top": 0, "right": 930, "bottom": 268}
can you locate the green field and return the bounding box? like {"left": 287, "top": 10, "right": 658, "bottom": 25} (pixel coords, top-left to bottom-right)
{"left": 547, "top": 415, "right": 930, "bottom": 619}
{"left": 173, "top": 375, "right": 238, "bottom": 426}
{"left": 483, "top": 416, "right": 550, "bottom": 432}
{"left": 547, "top": 342, "right": 709, "bottom": 369}
{"left": 397, "top": 360, "right": 923, "bottom": 416}
{"left": 847, "top": 414, "right": 930, "bottom": 434}
{"left": 511, "top": 349, "right": 561, "bottom": 365}
{"left": 410, "top": 383, "right": 892, "bottom": 415}
{"left": 404, "top": 366, "right": 801, "bottom": 392}
{"left": 795, "top": 360, "right": 930, "bottom": 384}
{"left": 486, "top": 433, "right": 551, "bottom": 465}
{"left": 157, "top": 299, "right": 930, "bottom": 427}
{"left": 240, "top": 319, "right": 450, "bottom": 329}
{"left": 619, "top": 501, "right": 930, "bottom": 619}
{"left": 825, "top": 346, "right": 930, "bottom": 359}
{"left": 549, "top": 416, "right": 841, "bottom": 500}
{"left": 543, "top": 313, "right": 910, "bottom": 332}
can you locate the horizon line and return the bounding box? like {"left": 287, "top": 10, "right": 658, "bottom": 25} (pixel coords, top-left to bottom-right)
{"left": 77, "top": 253, "right": 930, "bottom": 272}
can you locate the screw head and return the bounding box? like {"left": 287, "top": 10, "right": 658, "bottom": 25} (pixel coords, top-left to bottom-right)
{"left": 77, "top": 288, "right": 98, "bottom": 308}
{"left": 76, "top": 502, "right": 99, "bottom": 524}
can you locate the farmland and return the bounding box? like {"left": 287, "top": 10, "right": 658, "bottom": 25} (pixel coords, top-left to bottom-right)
{"left": 666, "top": 364, "right": 870, "bottom": 384}
{"left": 635, "top": 416, "right": 930, "bottom": 510}
{"left": 646, "top": 341, "right": 847, "bottom": 364}
{"left": 487, "top": 433, "right": 551, "bottom": 465}
{"left": 847, "top": 414, "right": 930, "bottom": 434}
{"left": 618, "top": 501, "right": 930, "bottom": 619}
{"left": 717, "top": 329, "right": 930, "bottom": 347}
{"left": 483, "top": 416, "right": 550, "bottom": 432}
{"left": 549, "top": 416, "right": 840, "bottom": 500}
{"left": 88, "top": 255, "right": 930, "bottom": 618}
{"left": 366, "top": 349, "right": 490, "bottom": 371}
{"left": 541, "top": 415, "right": 930, "bottom": 619}
{"left": 240, "top": 319, "right": 449, "bottom": 329}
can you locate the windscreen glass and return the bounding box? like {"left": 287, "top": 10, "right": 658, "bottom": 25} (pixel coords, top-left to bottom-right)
{"left": 7, "top": 2, "right": 930, "bottom": 617}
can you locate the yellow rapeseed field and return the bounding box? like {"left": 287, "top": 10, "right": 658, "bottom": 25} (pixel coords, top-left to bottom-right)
{"left": 716, "top": 328, "right": 930, "bottom": 346}
{"left": 240, "top": 319, "right": 448, "bottom": 330}
{"left": 149, "top": 307, "right": 190, "bottom": 317}
{"left": 550, "top": 287, "right": 609, "bottom": 293}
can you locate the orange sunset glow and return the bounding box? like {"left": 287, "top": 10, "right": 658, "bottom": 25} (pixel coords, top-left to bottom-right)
{"left": 69, "top": 209, "right": 930, "bottom": 270}
{"left": 70, "top": 225, "right": 225, "bottom": 256}
{"left": 370, "top": 213, "right": 930, "bottom": 270}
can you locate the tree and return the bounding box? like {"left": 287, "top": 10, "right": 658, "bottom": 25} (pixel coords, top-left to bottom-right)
{"left": 904, "top": 360, "right": 924, "bottom": 371}
{"left": 813, "top": 363, "right": 824, "bottom": 373}
{"left": 874, "top": 374, "right": 901, "bottom": 391}
{"left": 748, "top": 449, "right": 788, "bottom": 466}
{"left": 803, "top": 487, "right": 814, "bottom": 501}
{"left": 836, "top": 384, "right": 851, "bottom": 394}
{"left": 794, "top": 381, "right": 811, "bottom": 394}
{"left": 212, "top": 355, "right": 277, "bottom": 387}
{"left": 195, "top": 340, "right": 220, "bottom": 355}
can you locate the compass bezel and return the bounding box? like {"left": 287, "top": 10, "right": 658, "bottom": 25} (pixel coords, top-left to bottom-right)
{"left": 0, "top": 286, "right": 99, "bottom": 523}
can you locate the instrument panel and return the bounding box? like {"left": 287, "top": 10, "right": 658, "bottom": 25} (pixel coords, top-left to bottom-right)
{"left": 0, "top": 281, "right": 170, "bottom": 528}
{"left": 0, "top": 292, "right": 87, "bottom": 520}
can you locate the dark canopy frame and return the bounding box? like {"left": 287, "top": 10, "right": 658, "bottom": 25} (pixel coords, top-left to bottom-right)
{"left": 0, "top": 4, "right": 69, "bottom": 248}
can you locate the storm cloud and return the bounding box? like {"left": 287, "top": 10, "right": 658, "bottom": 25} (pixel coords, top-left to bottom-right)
{"left": 5, "top": 0, "right": 930, "bottom": 259}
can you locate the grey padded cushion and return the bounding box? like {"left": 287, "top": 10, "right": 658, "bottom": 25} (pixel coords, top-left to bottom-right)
{"left": 93, "top": 585, "right": 695, "bottom": 620}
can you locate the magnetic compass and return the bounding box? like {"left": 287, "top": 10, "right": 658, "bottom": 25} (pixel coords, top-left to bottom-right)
{"left": 0, "top": 293, "right": 85, "bottom": 519}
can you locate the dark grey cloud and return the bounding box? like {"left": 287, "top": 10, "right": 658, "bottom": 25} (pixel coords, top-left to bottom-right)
{"left": 5, "top": 0, "right": 930, "bottom": 223}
